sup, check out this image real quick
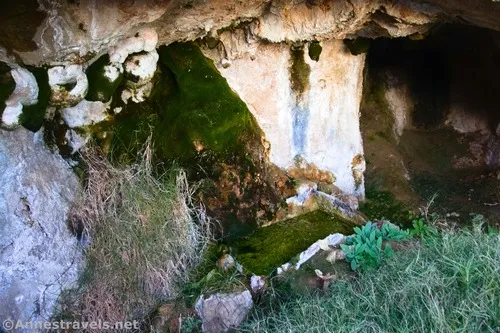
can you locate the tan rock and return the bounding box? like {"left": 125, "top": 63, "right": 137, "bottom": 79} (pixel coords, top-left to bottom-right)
{"left": 204, "top": 38, "right": 366, "bottom": 196}
{"left": 8, "top": 0, "right": 500, "bottom": 66}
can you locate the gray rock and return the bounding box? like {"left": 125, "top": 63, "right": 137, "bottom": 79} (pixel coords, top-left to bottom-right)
{"left": 0, "top": 128, "right": 82, "bottom": 328}
{"left": 195, "top": 290, "right": 253, "bottom": 333}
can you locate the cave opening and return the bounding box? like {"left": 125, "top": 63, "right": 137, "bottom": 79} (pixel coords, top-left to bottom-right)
{"left": 360, "top": 23, "right": 500, "bottom": 226}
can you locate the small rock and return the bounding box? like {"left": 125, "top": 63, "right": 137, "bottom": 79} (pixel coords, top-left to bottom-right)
{"left": 326, "top": 249, "right": 346, "bottom": 263}
{"left": 216, "top": 254, "right": 235, "bottom": 272}
{"left": 314, "top": 269, "right": 336, "bottom": 290}
{"left": 317, "top": 233, "right": 345, "bottom": 250}
{"left": 250, "top": 275, "right": 266, "bottom": 293}
{"left": 277, "top": 262, "right": 292, "bottom": 275}
{"left": 64, "top": 129, "right": 89, "bottom": 154}
{"left": 121, "top": 81, "right": 153, "bottom": 104}
{"left": 195, "top": 290, "right": 253, "bottom": 333}
{"left": 296, "top": 233, "right": 345, "bottom": 269}
{"left": 221, "top": 58, "right": 232, "bottom": 68}
{"left": 295, "top": 242, "right": 321, "bottom": 270}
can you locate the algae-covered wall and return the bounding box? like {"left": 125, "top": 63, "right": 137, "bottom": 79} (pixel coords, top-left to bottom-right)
{"left": 108, "top": 42, "right": 292, "bottom": 230}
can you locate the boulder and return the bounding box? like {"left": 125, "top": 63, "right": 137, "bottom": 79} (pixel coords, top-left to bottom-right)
{"left": 195, "top": 290, "right": 253, "bottom": 333}
{"left": 0, "top": 128, "right": 82, "bottom": 327}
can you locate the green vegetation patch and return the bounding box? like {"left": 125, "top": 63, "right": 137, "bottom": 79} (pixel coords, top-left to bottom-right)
{"left": 242, "top": 224, "right": 500, "bottom": 332}
{"left": 289, "top": 46, "right": 311, "bottom": 96}
{"left": 86, "top": 54, "right": 123, "bottom": 102}
{"left": 308, "top": 41, "right": 322, "bottom": 62}
{"left": 111, "top": 42, "right": 260, "bottom": 163}
{"left": 230, "top": 211, "right": 355, "bottom": 275}
{"left": 360, "top": 186, "right": 411, "bottom": 226}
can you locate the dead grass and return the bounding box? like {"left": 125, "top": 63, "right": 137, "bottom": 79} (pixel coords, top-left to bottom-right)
{"left": 65, "top": 139, "right": 213, "bottom": 325}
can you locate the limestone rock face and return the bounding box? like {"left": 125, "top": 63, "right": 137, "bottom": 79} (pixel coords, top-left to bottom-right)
{"left": 203, "top": 38, "right": 366, "bottom": 196}
{"left": 5, "top": 0, "right": 500, "bottom": 66}
{"left": 254, "top": 0, "right": 436, "bottom": 41}
{"left": 60, "top": 99, "right": 110, "bottom": 128}
{"left": 0, "top": 128, "right": 82, "bottom": 327}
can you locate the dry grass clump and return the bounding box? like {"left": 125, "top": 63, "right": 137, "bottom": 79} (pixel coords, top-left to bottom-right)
{"left": 67, "top": 140, "right": 213, "bottom": 324}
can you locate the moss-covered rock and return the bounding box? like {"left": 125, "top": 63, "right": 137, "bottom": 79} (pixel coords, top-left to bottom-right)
{"left": 111, "top": 42, "right": 260, "bottom": 160}
{"left": 289, "top": 46, "right": 311, "bottom": 96}
{"left": 108, "top": 42, "right": 292, "bottom": 230}
{"left": 359, "top": 187, "right": 411, "bottom": 226}
{"left": 229, "top": 210, "right": 355, "bottom": 275}
{"left": 86, "top": 54, "right": 124, "bottom": 102}
{"left": 308, "top": 41, "right": 323, "bottom": 62}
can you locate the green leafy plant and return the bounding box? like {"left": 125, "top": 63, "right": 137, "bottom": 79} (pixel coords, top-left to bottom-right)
{"left": 410, "top": 218, "right": 434, "bottom": 238}
{"left": 381, "top": 222, "right": 411, "bottom": 241}
{"left": 341, "top": 222, "right": 409, "bottom": 271}
{"left": 180, "top": 315, "right": 202, "bottom": 333}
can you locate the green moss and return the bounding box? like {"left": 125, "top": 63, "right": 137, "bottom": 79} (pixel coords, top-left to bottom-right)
{"left": 86, "top": 54, "right": 123, "bottom": 102}
{"left": 359, "top": 67, "right": 395, "bottom": 143}
{"left": 344, "top": 38, "right": 371, "bottom": 55}
{"left": 308, "top": 41, "right": 322, "bottom": 62}
{"left": 0, "top": 62, "right": 15, "bottom": 120}
{"left": 43, "top": 112, "right": 73, "bottom": 157}
{"left": 20, "top": 66, "right": 50, "bottom": 132}
{"left": 110, "top": 42, "right": 261, "bottom": 163}
{"left": 289, "top": 46, "right": 311, "bottom": 96}
{"left": 359, "top": 187, "right": 411, "bottom": 227}
{"left": 229, "top": 210, "right": 356, "bottom": 275}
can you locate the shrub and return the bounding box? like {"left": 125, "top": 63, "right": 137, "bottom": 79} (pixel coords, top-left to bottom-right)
{"left": 64, "top": 142, "right": 213, "bottom": 324}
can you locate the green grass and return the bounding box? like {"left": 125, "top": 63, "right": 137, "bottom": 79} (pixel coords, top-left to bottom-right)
{"left": 241, "top": 226, "right": 499, "bottom": 332}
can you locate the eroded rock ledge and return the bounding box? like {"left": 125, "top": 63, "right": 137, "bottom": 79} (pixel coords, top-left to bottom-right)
{"left": 0, "top": 0, "right": 498, "bottom": 66}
